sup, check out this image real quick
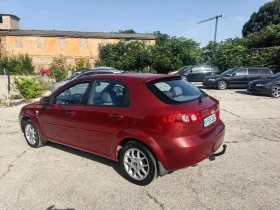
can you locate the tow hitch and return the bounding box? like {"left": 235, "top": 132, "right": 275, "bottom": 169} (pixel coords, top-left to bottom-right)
{"left": 209, "top": 144, "right": 227, "bottom": 161}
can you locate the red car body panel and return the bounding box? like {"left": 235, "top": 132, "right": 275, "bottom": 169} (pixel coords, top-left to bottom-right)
{"left": 19, "top": 74, "right": 225, "bottom": 171}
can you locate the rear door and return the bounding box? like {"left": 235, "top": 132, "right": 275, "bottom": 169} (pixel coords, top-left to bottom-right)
{"left": 75, "top": 79, "right": 130, "bottom": 157}
{"left": 247, "top": 68, "right": 261, "bottom": 82}
{"left": 228, "top": 68, "right": 248, "bottom": 87}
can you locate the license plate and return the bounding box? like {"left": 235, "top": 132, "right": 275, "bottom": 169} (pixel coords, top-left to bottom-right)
{"left": 203, "top": 114, "right": 216, "bottom": 128}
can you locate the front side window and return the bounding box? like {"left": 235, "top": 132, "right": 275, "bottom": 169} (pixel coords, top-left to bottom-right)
{"left": 146, "top": 78, "right": 207, "bottom": 104}
{"left": 87, "top": 80, "right": 129, "bottom": 107}
{"left": 54, "top": 82, "right": 89, "bottom": 105}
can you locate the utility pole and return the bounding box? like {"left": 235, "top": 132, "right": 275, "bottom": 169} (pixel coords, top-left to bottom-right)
{"left": 198, "top": 14, "right": 223, "bottom": 43}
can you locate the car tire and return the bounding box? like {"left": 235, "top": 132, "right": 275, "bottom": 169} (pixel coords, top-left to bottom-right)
{"left": 270, "top": 85, "right": 280, "bottom": 98}
{"left": 217, "top": 80, "right": 227, "bottom": 90}
{"left": 119, "top": 141, "right": 157, "bottom": 186}
{"left": 23, "top": 119, "right": 46, "bottom": 148}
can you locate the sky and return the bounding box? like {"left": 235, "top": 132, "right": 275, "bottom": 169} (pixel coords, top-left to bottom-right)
{"left": 1, "top": 0, "right": 271, "bottom": 47}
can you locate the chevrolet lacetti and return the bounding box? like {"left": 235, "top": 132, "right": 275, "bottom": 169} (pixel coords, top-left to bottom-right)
{"left": 19, "top": 74, "right": 226, "bottom": 185}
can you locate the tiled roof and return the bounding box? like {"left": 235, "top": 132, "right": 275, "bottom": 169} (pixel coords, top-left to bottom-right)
{"left": 0, "top": 29, "right": 155, "bottom": 40}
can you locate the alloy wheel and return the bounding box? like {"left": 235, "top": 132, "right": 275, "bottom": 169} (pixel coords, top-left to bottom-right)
{"left": 271, "top": 86, "right": 280, "bottom": 98}
{"left": 218, "top": 81, "right": 227, "bottom": 90}
{"left": 25, "top": 123, "right": 37, "bottom": 145}
{"left": 123, "top": 148, "right": 150, "bottom": 181}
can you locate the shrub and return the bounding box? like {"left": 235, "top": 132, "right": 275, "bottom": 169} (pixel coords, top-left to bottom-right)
{"left": 0, "top": 54, "right": 34, "bottom": 75}
{"left": 14, "top": 77, "right": 44, "bottom": 99}
{"left": 51, "top": 67, "right": 67, "bottom": 82}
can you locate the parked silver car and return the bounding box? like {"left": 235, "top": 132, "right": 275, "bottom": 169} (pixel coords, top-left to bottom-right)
{"left": 52, "top": 68, "right": 122, "bottom": 92}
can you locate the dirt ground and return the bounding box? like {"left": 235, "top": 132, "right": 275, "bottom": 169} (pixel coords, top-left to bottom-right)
{"left": 0, "top": 77, "right": 279, "bottom": 210}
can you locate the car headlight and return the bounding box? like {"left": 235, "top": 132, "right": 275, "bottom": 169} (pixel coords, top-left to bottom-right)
{"left": 208, "top": 78, "right": 216, "bottom": 81}
{"left": 256, "top": 84, "right": 265, "bottom": 87}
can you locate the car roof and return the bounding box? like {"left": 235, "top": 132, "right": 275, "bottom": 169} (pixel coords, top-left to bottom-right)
{"left": 76, "top": 73, "right": 181, "bottom": 83}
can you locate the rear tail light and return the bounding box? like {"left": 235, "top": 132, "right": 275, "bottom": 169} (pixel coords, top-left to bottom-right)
{"left": 215, "top": 104, "right": 220, "bottom": 120}
{"left": 167, "top": 112, "right": 201, "bottom": 123}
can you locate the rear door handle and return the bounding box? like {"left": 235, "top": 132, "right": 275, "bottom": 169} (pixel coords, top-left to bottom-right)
{"left": 65, "top": 111, "right": 76, "bottom": 116}
{"left": 109, "top": 114, "right": 124, "bottom": 120}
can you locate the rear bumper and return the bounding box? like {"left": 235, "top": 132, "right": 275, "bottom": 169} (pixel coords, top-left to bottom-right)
{"left": 159, "top": 120, "right": 225, "bottom": 171}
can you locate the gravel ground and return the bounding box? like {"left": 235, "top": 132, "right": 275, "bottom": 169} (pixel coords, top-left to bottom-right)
{"left": 0, "top": 79, "right": 279, "bottom": 210}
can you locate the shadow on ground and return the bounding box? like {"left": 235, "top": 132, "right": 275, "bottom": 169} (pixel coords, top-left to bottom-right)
{"left": 46, "top": 142, "right": 122, "bottom": 177}
{"left": 235, "top": 90, "right": 269, "bottom": 97}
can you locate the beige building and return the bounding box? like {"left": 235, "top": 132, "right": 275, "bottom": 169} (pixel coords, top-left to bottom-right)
{"left": 0, "top": 14, "right": 20, "bottom": 30}
{"left": 0, "top": 14, "right": 156, "bottom": 72}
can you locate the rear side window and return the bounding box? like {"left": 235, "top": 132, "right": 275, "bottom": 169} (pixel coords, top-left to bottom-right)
{"left": 248, "top": 69, "right": 259, "bottom": 75}
{"left": 146, "top": 78, "right": 207, "bottom": 104}
{"left": 87, "top": 80, "right": 130, "bottom": 107}
{"left": 260, "top": 68, "right": 272, "bottom": 74}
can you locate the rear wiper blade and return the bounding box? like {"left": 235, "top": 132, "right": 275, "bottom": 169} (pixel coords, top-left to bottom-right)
{"left": 198, "top": 95, "right": 202, "bottom": 104}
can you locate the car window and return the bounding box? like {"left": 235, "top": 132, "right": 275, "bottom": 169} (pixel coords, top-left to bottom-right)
{"left": 179, "top": 67, "right": 192, "bottom": 74}
{"left": 146, "top": 78, "right": 207, "bottom": 104}
{"left": 234, "top": 69, "right": 247, "bottom": 76}
{"left": 260, "top": 68, "right": 272, "bottom": 74}
{"left": 54, "top": 82, "right": 89, "bottom": 105}
{"left": 87, "top": 80, "right": 130, "bottom": 107}
{"left": 248, "top": 69, "right": 259, "bottom": 75}
{"left": 192, "top": 65, "right": 210, "bottom": 73}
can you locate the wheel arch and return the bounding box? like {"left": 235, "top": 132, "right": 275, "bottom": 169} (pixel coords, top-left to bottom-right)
{"left": 20, "top": 114, "right": 46, "bottom": 139}
{"left": 111, "top": 129, "right": 167, "bottom": 166}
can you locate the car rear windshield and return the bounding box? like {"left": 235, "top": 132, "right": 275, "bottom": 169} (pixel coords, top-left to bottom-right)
{"left": 146, "top": 77, "right": 207, "bottom": 104}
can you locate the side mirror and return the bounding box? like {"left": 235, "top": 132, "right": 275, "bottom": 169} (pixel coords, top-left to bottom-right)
{"left": 231, "top": 73, "right": 236, "bottom": 76}
{"left": 40, "top": 97, "right": 49, "bottom": 105}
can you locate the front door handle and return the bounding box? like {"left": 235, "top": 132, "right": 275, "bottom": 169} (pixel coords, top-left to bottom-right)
{"left": 65, "top": 111, "right": 76, "bottom": 116}
{"left": 109, "top": 114, "right": 124, "bottom": 120}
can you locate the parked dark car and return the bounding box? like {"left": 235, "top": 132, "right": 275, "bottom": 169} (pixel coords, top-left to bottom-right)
{"left": 247, "top": 72, "right": 280, "bottom": 98}
{"left": 203, "top": 66, "right": 273, "bottom": 90}
{"left": 20, "top": 74, "right": 226, "bottom": 185}
{"left": 52, "top": 68, "right": 122, "bottom": 91}
{"left": 169, "top": 64, "right": 220, "bottom": 82}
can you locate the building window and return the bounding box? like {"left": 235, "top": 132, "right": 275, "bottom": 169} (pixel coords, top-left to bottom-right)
{"left": 80, "top": 38, "right": 88, "bottom": 50}
{"left": 58, "top": 37, "right": 66, "bottom": 50}
{"left": 37, "top": 37, "right": 45, "bottom": 49}
{"left": 0, "top": 16, "right": 3, "bottom": 23}
{"left": 15, "top": 37, "right": 23, "bottom": 48}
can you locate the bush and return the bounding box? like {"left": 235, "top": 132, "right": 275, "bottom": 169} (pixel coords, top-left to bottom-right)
{"left": 14, "top": 77, "right": 44, "bottom": 99}
{"left": 51, "top": 67, "right": 68, "bottom": 82}
{"left": 0, "top": 54, "right": 34, "bottom": 75}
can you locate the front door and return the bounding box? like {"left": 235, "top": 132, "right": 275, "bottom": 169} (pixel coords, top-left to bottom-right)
{"left": 41, "top": 82, "right": 90, "bottom": 146}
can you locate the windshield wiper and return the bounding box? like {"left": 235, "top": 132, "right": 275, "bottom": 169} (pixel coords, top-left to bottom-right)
{"left": 198, "top": 95, "right": 202, "bottom": 104}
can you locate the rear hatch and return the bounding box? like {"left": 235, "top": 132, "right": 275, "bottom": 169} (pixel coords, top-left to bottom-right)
{"left": 146, "top": 77, "right": 220, "bottom": 137}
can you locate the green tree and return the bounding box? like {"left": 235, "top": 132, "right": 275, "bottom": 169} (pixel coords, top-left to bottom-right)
{"left": 97, "top": 40, "right": 151, "bottom": 71}
{"left": 150, "top": 32, "right": 202, "bottom": 73}
{"left": 206, "top": 38, "right": 248, "bottom": 71}
{"left": 246, "top": 24, "right": 280, "bottom": 48}
{"left": 242, "top": 0, "right": 280, "bottom": 37}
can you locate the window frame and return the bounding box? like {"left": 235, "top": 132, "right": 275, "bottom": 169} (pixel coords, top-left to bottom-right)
{"left": 86, "top": 79, "right": 130, "bottom": 107}
{"left": 51, "top": 81, "right": 92, "bottom": 106}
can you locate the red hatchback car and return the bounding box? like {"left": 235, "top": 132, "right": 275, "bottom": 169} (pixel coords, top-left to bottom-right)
{"left": 19, "top": 74, "right": 226, "bottom": 185}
